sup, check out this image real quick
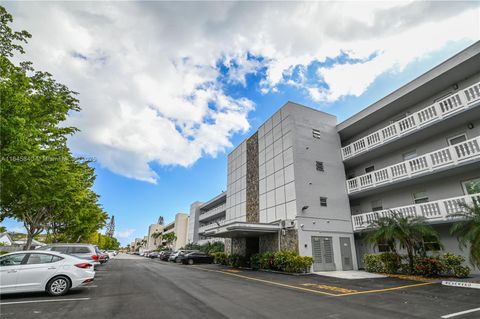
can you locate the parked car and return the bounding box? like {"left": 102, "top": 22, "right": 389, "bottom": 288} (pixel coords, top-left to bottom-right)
{"left": 159, "top": 251, "right": 173, "bottom": 261}
{"left": 180, "top": 252, "right": 214, "bottom": 265}
{"left": 38, "top": 244, "right": 101, "bottom": 269}
{"left": 0, "top": 250, "right": 95, "bottom": 296}
{"left": 98, "top": 252, "right": 109, "bottom": 264}
{"left": 168, "top": 250, "right": 197, "bottom": 263}
{"left": 148, "top": 252, "right": 160, "bottom": 259}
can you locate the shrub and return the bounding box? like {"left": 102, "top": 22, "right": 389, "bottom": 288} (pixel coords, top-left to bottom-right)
{"left": 259, "top": 252, "right": 275, "bottom": 270}
{"left": 250, "top": 254, "right": 261, "bottom": 270}
{"left": 414, "top": 257, "right": 444, "bottom": 277}
{"left": 379, "top": 252, "right": 400, "bottom": 274}
{"left": 212, "top": 252, "right": 227, "bottom": 265}
{"left": 453, "top": 265, "right": 470, "bottom": 278}
{"left": 440, "top": 253, "right": 465, "bottom": 276}
{"left": 363, "top": 254, "right": 384, "bottom": 273}
{"left": 227, "top": 254, "right": 248, "bottom": 268}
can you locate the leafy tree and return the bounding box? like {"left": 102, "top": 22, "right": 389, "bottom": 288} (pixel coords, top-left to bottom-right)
{"left": 366, "top": 214, "right": 440, "bottom": 274}
{"left": 0, "top": 6, "right": 108, "bottom": 249}
{"left": 151, "top": 231, "right": 163, "bottom": 247}
{"left": 450, "top": 202, "right": 480, "bottom": 269}
{"left": 162, "top": 232, "right": 176, "bottom": 248}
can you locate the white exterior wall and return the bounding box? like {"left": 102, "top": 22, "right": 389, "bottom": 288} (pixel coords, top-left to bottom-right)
{"left": 226, "top": 141, "right": 247, "bottom": 222}
{"left": 258, "top": 109, "right": 296, "bottom": 222}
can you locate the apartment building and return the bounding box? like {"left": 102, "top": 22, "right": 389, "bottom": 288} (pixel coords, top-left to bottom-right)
{"left": 163, "top": 212, "right": 189, "bottom": 250}
{"left": 205, "top": 42, "right": 480, "bottom": 272}
{"left": 188, "top": 192, "right": 226, "bottom": 245}
{"left": 146, "top": 223, "right": 164, "bottom": 251}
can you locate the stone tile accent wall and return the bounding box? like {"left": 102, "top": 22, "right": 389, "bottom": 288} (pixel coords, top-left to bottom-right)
{"left": 280, "top": 229, "right": 298, "bottom": 253}
{"left": 259, "top": 229, "right": 298, "bottom": 254}
{"left": 259, "top": 234, "right": 278, "bottom": 254}
{"left": 231, "top": 238, "right": 246, "bottom": 255}
{"left": 224, "top": 238, "right": 232, "bottom": 255}
{"left": 246, "top": 132, "right": 259, "bottom": 223}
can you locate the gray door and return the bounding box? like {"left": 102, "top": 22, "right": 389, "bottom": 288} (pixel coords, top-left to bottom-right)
{"left": 340, "top": 237, "right": 353, "bottom": 270}
{"left": 311, "top": 236, "right": 335, "bottom": 271}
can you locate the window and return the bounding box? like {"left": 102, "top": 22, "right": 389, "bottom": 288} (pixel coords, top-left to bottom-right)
{"left": 365, "top": 166, "right": 375, "bottom": 173}
{"left": 26, "top": 253, "right": 63, "bottom": 264}
{"left": 371, "top": 200, "right": 383, "bottom": 212}
{"left": 320, "top": 197, "right": 327, "bottom": 207}
{"left": 312, "top": 129, "right": 321, "bottom": 139}
{"left": 51, "top": 246, "right": 69, "bottom": 253}
{"left": 0, "top": 253, "right": 27, "bottom": 266}
{"left": 69, "top": 247, "right": 90, "bottom": 254}
{"left": 422, "top": 235, "right": 441, "bottom": 251}
{"left": 448, "top": 134, "right": 467, "bottom": 146}
{"left": 403, "top": 150, "right": 417, "bottom": 161}
{"left": 377, "top": 241, "right": 392, "bottom": 252}
{"left": 315, "top": 161, "right": 324, "bottom": 172}
{"left": 462, "top": 178, "right": 480, "bottom": 195}
{"left": 413, "top": 191, "right": 429, "bottom": 204}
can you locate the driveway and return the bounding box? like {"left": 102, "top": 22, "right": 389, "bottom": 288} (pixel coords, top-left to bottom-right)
{"left": 1, "top": 255, "right": 479, "bottom": 319}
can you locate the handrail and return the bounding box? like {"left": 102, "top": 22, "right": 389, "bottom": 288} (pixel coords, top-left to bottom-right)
{"left": 341, "top": 81, "right": 480, "bottom": 160}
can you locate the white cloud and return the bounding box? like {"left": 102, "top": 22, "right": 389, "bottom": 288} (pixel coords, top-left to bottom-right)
{"left": 5, "top": 2, "right": 479, "bottom": 182}
{"left": 115, "top": 229, "right": 135, "bottom": 240}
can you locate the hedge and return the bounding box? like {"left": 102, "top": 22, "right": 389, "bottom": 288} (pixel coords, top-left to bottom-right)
{"left": 363, "top": 252, "right": 470, "bottom": 278}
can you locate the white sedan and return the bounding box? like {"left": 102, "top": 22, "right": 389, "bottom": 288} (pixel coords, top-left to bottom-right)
{"left": 0, "top": 250, "right": 95, "bottom": 296}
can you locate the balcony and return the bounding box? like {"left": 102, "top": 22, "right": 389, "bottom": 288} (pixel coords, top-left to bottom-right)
{"left": 341, "top": 81, "right": 480, "bottom": 161}
{"left": 352, "top": 193, "right": 480, "bottom": 231}
{"left": 198, "top": 203, "right": 226, "bottom": 221}
{"left": 198, "top": 220, "right": 225, "bottom": 234}
{"left": 346, "top": 136, "right": 480, "bottom": 194}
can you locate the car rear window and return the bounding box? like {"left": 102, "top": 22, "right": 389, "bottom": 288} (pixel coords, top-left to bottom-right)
{"left": 69, "top": 247, "right": 91, "bottom": 254}
{"left": 50, "top": 247, "right": 69, "bottom": 253}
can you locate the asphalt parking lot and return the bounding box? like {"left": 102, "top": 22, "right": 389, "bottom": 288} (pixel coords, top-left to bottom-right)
{"left": 1, "top": 253, "right": 479, "bottom": 319}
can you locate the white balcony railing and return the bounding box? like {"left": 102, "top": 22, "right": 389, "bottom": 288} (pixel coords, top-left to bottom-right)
{"left": 346, "top": 136, "right": 480, "bottom": 194}
{"left": 198, "top": 220, "right": 225, "bottom": 234}
{"left": 341, "top": 81, "right": 480, "bottom": 160}
{"left": 199, "top": 203, "right": 226, "bottom": 221}
{"left": 352, "top": 193, "right": 480, "bottom": 231}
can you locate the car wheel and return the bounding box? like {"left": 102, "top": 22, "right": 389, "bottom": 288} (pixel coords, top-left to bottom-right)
{"left": 188, "top": 259, "right": 194, "bottom": 265}
{"left": 175, "top": 257, "right": 181, "bottom": 263}
{"left": 47, "top": 276, "right": 71, "bottom": 296}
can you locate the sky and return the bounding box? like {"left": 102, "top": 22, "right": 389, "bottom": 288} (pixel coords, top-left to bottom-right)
{"left": 2, "top": 1, "right": 479, "bottom": 246}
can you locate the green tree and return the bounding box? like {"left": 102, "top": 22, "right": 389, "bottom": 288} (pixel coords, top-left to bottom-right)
{"left": 366, "top": 214, "right": 440, "bottom": 274}
{"left": 151, "top": 231, "right": 163, "bottom": 247}
{"left": 0, "top": 6, "right": 107, "bottom": 249}
{"left": 162, "top": 232, "right": 176, "bottom": 248}
{"left": 450, "top": 202, "right": 480, "bottom": 269}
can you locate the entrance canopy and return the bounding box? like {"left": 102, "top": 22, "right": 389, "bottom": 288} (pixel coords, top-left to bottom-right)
{"left": 204, "top": 222, "right": 280, "bottom": 238}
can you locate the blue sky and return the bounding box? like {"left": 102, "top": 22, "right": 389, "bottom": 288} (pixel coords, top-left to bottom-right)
{"left": 2, "top": 2, "right": 479, "bottom": 245}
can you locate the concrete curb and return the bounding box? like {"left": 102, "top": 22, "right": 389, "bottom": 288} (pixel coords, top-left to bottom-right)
{"left": 442, "top": 280, "right": 480, "bottom": 289}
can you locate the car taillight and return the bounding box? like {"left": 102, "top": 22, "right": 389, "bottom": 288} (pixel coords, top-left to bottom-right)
{"left": 92, "top": 255, "right": 99, "bottom": 261}
{"left": 75, "top": 263, "right": 92, "bottom": 269}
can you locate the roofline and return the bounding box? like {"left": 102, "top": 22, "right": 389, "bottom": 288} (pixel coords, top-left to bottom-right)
{"left": 337, "top": 41, "right": 480, "bottom": 132}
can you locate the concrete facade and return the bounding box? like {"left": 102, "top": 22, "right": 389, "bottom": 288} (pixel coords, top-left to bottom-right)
{"left": 146, "top": 224, "right": 164, "bottom": 251}
{"left": 188, "top": 192, "right": 226, "bottom": 245}
{"left": 206, "top": 42, "right": 480, "bottom": 272}
{"left": 163, "top": 213, "right": 189, "bottom": 250}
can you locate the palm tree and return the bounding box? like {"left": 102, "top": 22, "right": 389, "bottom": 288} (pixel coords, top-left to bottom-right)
{"left": 151, "top": 231, "right": 163, "bottom": 247}
{"left": 449, "top": 202, "right": 480, "bottom": 269}
{"left": 162, "top": 232, "right": 176, "bottom": 248}
{"left": 366, "top": 213, "right": 440, "bottom": 274}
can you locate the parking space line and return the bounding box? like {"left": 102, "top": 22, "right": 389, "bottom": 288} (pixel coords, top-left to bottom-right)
{"left": 0, "top": 297, "right": 90, "bottom": 306}
{"left": 193, "top": 266, "right": 436, "bottom": 297}
{"left": 193, "top": 267, "right": 338, "bottom": 296}
{"left": 441, "top": 307, "right": 480, "bottom": 318}
{"left": 335, "top": 282, "right": 435, "bottom": 296}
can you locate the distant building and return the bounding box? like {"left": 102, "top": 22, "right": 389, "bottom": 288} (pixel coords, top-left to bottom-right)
{"left": 163, "top": 213, "right": 189, "bottom": 250}
{"left": 147, "top": 224, "right": 164, "bottom": 251}
{"left": 0, "top": 233, "right": 13, "bottom": 246}
{"left": 188, "top": 192, "right": 226, "bottom": 245}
